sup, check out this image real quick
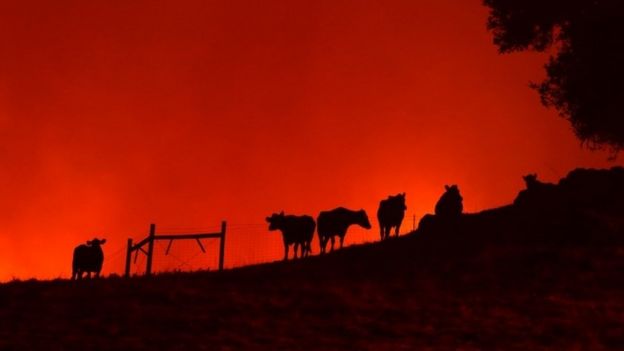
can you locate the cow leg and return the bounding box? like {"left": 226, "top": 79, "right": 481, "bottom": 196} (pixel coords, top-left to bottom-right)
{"left": 284, "top": 244, "right": 289, "bottom": 261}
{"left": 320, "top": 237, "right": 327, "bottom": 254}
{"left": 294, "top": 243, "right": 300, "bottom": 259}
{"left": 380, "top": 226, "right": 384, "bottom": 241}
{"left": 339, "top": 235, "right": 344, "bottom": 249}
{"left": 395, "top": 224, "right": 401, "bottom": 237}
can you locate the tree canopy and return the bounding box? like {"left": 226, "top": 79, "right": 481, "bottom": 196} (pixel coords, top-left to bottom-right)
{"left": 484, "top": 0, "right": 624, "bottom": 154}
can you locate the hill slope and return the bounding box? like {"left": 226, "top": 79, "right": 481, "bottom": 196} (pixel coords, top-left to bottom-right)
{"left": 1, "top": 168, "right": 624, "bottom": 350}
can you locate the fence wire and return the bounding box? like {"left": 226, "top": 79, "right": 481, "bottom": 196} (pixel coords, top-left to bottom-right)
{"left": 104, "top": 217, "right": 417, "bottom": 277}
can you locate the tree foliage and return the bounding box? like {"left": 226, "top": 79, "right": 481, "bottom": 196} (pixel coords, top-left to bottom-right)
{"left": 484, "top": 0, "right": 624, "bottom": 153}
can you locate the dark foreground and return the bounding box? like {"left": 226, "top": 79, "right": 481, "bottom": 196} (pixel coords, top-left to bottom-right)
{"left": 1, "top": 210, "right": 623, "bottom": 350}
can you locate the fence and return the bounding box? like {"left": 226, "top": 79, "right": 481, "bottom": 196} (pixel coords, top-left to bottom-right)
{"left": 125, "top": 222, "right": 226, "bottom": 277}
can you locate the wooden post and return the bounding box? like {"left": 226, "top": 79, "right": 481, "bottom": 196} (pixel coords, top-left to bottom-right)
{"left": 145, "top": 223, "right": 156, "bottom": 276}
{"left": 218, "top": 221, "right": 226, "bottom": 271}
{"left": 124, "top": 238, "right": 133, "bottom": 278}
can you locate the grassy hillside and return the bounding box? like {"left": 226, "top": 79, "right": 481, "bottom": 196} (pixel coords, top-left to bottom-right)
{"left": 2, "top": 168, "right": 623, "bottom": 350}
{"left": 1, "top": 214, "right": 623, "bottom": 350}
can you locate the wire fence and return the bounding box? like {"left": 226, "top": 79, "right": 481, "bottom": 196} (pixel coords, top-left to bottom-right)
{"left": 102, "top": 216, "right": 419, "bottom": 277}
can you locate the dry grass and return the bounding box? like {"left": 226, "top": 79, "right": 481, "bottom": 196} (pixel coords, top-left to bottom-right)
{"left": 1, "top": 213, "right": 623, "bottom": 350}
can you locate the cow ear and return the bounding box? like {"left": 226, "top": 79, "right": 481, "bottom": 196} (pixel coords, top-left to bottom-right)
{"left": 265, "top": 216, "right": 271, "bottom": 222}
{"left": 100, "top": 239, "right": 106, "bottom": 244}
{"left": 445, "top": 185, "right": 450, "bottom": 190}
{"left": 86, "top": 240, "right": 92, "bottom": 245}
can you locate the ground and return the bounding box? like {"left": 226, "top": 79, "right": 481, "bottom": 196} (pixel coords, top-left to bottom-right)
{"left": 1, "top": 206, "right": 623, "bottom": 350}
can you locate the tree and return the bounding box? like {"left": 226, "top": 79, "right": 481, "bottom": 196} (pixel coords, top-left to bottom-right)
{"left": 484, "top": 0, "right": 624, "bottom": 154}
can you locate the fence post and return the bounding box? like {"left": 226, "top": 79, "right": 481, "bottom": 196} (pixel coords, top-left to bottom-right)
{"left": 125, "top": 238, "right": 133, "bottom": 278}
{"left": 218, "top": 221, "right": 226, "bottom": 271}
{"left": 145, "top": 223, "right": 156, "bottom": 276}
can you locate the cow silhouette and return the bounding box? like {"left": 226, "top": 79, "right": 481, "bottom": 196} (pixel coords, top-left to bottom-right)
{"left": 514, "top": 173, "right": 562, "bottom": 213}
{"left": 435, "top": 185, "right": 463, "bottom": 218}
{"left": 317, "top": 207, "right": 371, "bottom": 253}
{"left": 523, "top": 173, "right": 544, "bottom": 190}
{"left": 377, "top": 193, "right": 407, "bottom": 240}
{"left": 72, "top": 238, "right": 106, "bottom": 280}
{"left": 266, "top": 211, "right": 316, "bottom": 260}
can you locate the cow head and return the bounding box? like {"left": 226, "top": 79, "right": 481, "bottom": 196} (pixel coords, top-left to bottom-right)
{"left": 87, "top": 238, "right": 106, "bottom": 247}
{"left": 392, "top": 192, "right": 407, "bottom": 211}
{"left": 266, "top": 211, "right": 285, "bottom": 231}
{"left": 436, "top": 185, "right": 463, "bottom": 217}
{"left": 357, "top": 209, "right": 372, "bottom": 229}
{"left": 523, "top": 173, "right": 539, "bottom": 189}
{"left": 444, "top": 185, "right": 461, "bottom": 198}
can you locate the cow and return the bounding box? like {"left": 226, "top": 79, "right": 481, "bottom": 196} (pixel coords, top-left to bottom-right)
{"left": 72, "top": 238, "right": 106, "bottom": 280}
{"left": 317, "top": 207, "right": 371, "bottom": 253}
{"left": 435, "top": 185, "right": 463, "bottom": 218}
{"left": 514, "top": 173, "right": 561, "bottom": 212}
{"left": 266, "top": 211, "right": 316, "bottom": 260}
{"left": 377, "top": 193, "right": 407, "bottom": 240}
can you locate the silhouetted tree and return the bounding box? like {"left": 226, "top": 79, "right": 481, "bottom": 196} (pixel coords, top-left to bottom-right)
{"left": 484, "top": 0, "right": 624, "bottom": 154}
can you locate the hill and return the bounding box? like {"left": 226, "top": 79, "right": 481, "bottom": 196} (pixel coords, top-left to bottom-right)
{"left": 1, "top": 168, "right": 624, "bottom": 350}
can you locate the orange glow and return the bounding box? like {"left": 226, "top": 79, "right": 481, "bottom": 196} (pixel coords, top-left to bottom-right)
{"left": 0, "top": 0, "right": 617, "bottom": 280}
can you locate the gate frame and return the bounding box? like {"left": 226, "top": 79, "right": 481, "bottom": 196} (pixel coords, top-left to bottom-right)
{"left": 125, "top": 221, "right": 226, "bottom": 277}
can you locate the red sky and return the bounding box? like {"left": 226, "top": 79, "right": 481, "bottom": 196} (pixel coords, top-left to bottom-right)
{"left": 0, "top": 0, "right": 617, "bottom": 280}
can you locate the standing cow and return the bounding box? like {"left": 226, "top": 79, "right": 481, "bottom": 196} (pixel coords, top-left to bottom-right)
{"left": 377, "top": 193, "right": 407, "bottom": 240}
{"left": 72, "top": 238, "right": 106, "bottom": 280}
{"left": 317, "top": 207, "right": 371, "bottom": 253}
{"left": 266, "top": 211, "right": 316, "bottom": 260}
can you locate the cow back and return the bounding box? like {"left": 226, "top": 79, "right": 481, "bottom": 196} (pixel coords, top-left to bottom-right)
{"left": 282, "top": 215, "right": 316, "bottom": 244}
{"left": 72, "top": 244, "right": 104, "bottom": 272}
{"left": 377, "top": 198, "right": 405, "bottom": 226}
{"left": 318, "top": 207, "right": 359, "bottom": 236}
